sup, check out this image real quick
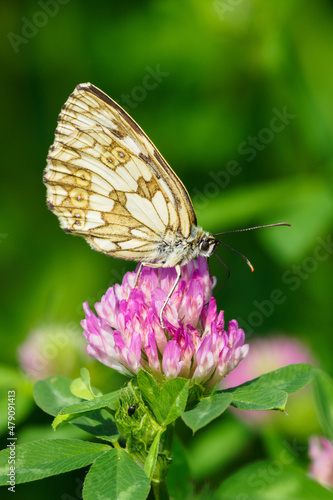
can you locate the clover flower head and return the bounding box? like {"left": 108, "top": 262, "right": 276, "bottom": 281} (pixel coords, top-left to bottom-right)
{"left": 81, "top": 257, "right": 248, "bottom": 389}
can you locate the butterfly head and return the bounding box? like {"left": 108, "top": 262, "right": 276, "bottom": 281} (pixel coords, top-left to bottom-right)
{"left": 197, "top": 232, "right": 219, "bottom": 259}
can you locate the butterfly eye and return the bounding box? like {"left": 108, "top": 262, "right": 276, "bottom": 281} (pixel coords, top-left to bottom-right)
{"left": 200, "top": 240, "right": 211, "bottom": 252}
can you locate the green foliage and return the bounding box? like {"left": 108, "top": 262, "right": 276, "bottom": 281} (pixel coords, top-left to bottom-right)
{"left": 144, "top": 429, "right": 164, "bottom": 480}
{"left": 34, "top": 374, "right": 119, "bottom": 442}
{"left": 0, "top": 366, "right": 316, "bottom": 499}
{"left": 82, "top": 448, "right": 150, "bottom": 500}
{"left": 0, "top": 439, "right": 110, "bottom": 485}
{"left": 137, "top": 370, "right": 189, "bottom": 426}
{"left": 225, "top": 363, "right": 315, "bottom": 410}
{"left": 58, "top": 391, "right": 119, "bottom": 417}
{"left": 182, "top": 392, "right": 232, "bottom": 432}
{"left": 70, "top": 367, "right": 102, "bottom": 400}
{"left": 181, "top": 364, "right": 313, "bottom": 433}
{"left": 33, "top": 375, "right": 81, "bottom": 416}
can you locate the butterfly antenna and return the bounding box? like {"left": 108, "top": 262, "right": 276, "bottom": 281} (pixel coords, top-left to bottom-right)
{"left": 211, "top": 251, "right": 231, "bottom": 300}
{"left": 213, "top": 222, "right": 291, "bottom": 237}
{"left": 217, "top": 241, "right": 254, "bottom": 272}
{"left": 208, "top": 222, "right": 280, "bottom": 302}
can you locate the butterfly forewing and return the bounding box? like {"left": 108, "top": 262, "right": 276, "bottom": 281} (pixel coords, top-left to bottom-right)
{"left": 44, "top": 83, "right": 197, "bottom": 263}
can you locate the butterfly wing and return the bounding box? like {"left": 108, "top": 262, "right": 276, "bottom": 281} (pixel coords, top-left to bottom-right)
{"left": 44, "top": 83, "right": 197, "bottom": 262}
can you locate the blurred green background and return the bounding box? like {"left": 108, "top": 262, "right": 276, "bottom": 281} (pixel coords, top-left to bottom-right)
{"left": 1, "top": 0, "right": 333, "bottom": 498}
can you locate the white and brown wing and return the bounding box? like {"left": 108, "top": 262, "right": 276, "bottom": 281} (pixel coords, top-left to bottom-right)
{"left": 44, "top": 83, "right": 197, "bottom": 262}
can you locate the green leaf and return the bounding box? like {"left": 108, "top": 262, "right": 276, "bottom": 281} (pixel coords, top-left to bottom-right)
{"left": 0, "top": 439, "right": 109, "bottom": 485}
{"left": 52, "top": 412, "right": 78, "bottom": 430}
{"left": 52, "top": 391, "right": 120, "bottom": 432}
{"left": 144, "top": 429, "right": 163, "bottom": 480}
{"left": 69, "top": 409, "right": 119, "bottom": 443}
{"left": 181, "top": 392, "right": 232, "bottom": 432}
{"left": 230, "top": 389, "right": 288, "bottom": 411}
{"left": 35, "top": 376, "right": 119, "bottom": 439}
{"left": 137, "top": 370, "right": 189, "bottom": 426}
{"left": 70, "top": 377, "right": 93, "bottom": 401}
{"left": 82, "top": 448, "right": 150, "bottom": 500}
{"left": 33, "top": 376, "right": 81, "bottom": 416}
{"left": 222, "top": 364, "right": 314, "bottom": 412}
{"left": 52, "top": 408, "right": 119, "bottom": 443}
{"left": 313, "top": 369, "right": 333, "bottom": 440}
{"left": 225, "top": 363, "right": 313, "bottom": 395}
{"left": 59, "top": 390, "right": 120, "bottom": 415}
{"left": 216, "top": 460, "right": 333, "bottom": 499}
{"left": 70, "top": 368, "right": 101, "bottom": 400}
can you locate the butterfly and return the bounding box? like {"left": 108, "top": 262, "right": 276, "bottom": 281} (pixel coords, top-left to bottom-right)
{"left": 44, "top": 83, "right": 289, "bottom": 327}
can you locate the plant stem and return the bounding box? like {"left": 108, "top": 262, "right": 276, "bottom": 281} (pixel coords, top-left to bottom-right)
{"left": 152, "top": 480, "right": 169, "bottom": 500}
{"left": 150, "top": 423, "right": 174, "bottom": 499}
{"left": 162, "top": 422, "right": 174, "bottom": 459}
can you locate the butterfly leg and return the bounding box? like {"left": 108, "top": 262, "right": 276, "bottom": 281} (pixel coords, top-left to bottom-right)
{"left": 159, "top": 264, "right": 181, "bottom": 329}
{"left": 134, "top": 263, "right": 144, "bottom": 287}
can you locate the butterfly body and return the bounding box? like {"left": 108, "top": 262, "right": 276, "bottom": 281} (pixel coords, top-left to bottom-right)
{"left": 138, "top": 226, "right": 216, "bottom": 268}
